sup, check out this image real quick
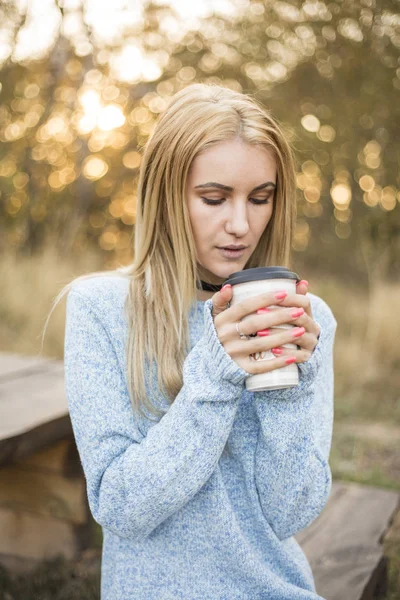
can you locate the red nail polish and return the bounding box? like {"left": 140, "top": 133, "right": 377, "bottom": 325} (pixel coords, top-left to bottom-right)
{"left": 257, "top": 308, "right": 271, "bottom": 314}
{"left": 292, "top": 327, "right": 305, "bottom": 338}
{"left": 257, "top": 329, "right": 271, "bottom": 336}
{"left": 285, "top": 357, "right": 297, "bottom": 364}
{"left": 291, "top": 308, "right": 304, "bottom": 318}
{"left": 272, "top": 347, "right": 283, "bottom": 354}
{"left": 275, "top": 291, "right": 287, "bottom": 300}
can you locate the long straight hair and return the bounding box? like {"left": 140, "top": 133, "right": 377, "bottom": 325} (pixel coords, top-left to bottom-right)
{"left": 41, "top": 83, "right": 297, "bottom": 424}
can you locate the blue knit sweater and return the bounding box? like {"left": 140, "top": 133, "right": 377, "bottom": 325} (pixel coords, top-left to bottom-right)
{"left": 64, "top": 274, "right": 337, "bottom": 600}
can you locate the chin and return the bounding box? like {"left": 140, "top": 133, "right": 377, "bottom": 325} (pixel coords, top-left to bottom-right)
{"left": 210, "top": 263, "right": 245, "bottom": 279}
{"left": 198, "top": 256, "right": 248, "bottom": 282}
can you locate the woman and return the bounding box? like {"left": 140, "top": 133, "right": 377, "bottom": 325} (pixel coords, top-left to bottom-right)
{"left": 50, "top": 83, "right": 337, "bottom": 599}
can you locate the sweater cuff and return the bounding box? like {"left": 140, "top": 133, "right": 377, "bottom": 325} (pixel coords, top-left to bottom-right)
{"left": 296, "top": 315, "right": 323, "bottom": 383}
{"left": 203, "top": 299, "right": 250, "bottom": 386}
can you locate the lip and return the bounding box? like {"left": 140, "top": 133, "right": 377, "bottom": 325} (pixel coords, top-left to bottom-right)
{"left": 217, "top": 246, "right": 248, "bottom": 250}
{"left": 217, "top": 247, "right": 247, "bottom": 259}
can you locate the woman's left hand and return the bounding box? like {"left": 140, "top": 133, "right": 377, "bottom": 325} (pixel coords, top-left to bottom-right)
{"left": 269, "top": 280, "right": 321, "bottom": 363}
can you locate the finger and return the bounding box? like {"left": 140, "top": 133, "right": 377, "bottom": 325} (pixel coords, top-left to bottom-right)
{"left": 269, "top": 325, "right": 320, "bottom": 355}
{"left": 216, "top": 281, "right": 308, "bottom": 324}
{"left": 219, "top": 289, "right": 296, "bottom": 325}
{"left": 270, "top": 346, "right": 313, "bottom": 363}
{"left": 296, "top": 280, "right": 309, "bottom": 296}
{"left": 269, "top": 291, "right": 313, "bottom": 319}
{"left": 276, "top": 312, "right": 320, "bottom": 339}
{"left": 243, "top": 353, "right": 302, "bottom": 375}
{"left": 285, "top": 330, "right": 315, "bottom": 352}
{"left": 211, "top": 284, "right": 233, "bottom": 318}
{"left": 240, "top": 305, "right": 312, "bottom": 336}
{"left": 262, "top": 330, "right": 316, "bottom": 352}
{"left": 242, "top": 329, "right": 315, "bottom": 355}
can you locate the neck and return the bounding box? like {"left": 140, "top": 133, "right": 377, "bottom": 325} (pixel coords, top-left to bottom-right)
{"left": 196, "top": 289, "right": 214, "bottom": 302}
{"left": 196, "top": 277, "right": 224, "bottom": 302}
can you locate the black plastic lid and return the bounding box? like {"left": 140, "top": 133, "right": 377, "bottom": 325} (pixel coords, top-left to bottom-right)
{"left": 223, "top": 266, "right": 300, "bottom": 286}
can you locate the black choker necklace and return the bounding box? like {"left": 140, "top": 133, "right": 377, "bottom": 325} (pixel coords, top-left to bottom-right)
{"left": 196, "top": 280, "right": 224, "bottom": 292}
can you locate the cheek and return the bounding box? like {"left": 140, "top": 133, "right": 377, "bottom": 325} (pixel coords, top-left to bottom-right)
{"left": 188, "top": 203, "right": 212, "bottom": 244}
{"left": 188, "top": 197, "right": 205, "bottom": 221}
{"left": 252, "top": 209, "right": 273, "bottom": 235}
{"left": 191, "top": 196, "right": 220, "bottom": 220}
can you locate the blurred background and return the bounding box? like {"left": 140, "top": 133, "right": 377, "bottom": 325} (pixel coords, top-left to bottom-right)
{"left": 0, "top": 0, "right": 399, "bottom": 597}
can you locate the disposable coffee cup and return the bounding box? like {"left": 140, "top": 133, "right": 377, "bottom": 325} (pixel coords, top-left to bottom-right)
{"left": 223, "top": 266, "right": 301, "bottom": 392}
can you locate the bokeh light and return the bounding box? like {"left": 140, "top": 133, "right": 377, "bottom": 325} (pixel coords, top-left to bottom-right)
{"left": 0, "top": 0, "right": 397, "bottom": 274}
{"left": 331, "top": 184, "right": 352, "bottom": 210}
{"left": 301, "top": 114, "right": 320, "bottom": 133}
{"left": 82, "top": 156, "right": 109, "bottom": 180}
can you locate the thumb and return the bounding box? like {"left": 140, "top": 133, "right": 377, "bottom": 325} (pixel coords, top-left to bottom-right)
{"left": 211, "top": 284, "right": 233, "bottom": 318}
{"left": 296, "top": 279, "right": 309, "bottom": 296}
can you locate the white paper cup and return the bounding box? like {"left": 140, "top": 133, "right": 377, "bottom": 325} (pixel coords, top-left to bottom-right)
{"left": 223, "top": 267, "right": 301, "bottom": 391}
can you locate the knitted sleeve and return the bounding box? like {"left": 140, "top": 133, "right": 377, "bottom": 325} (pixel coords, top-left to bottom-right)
{"left": 251, "top": 294, "right": 337, "bottom": 540}
{"left": 64, "top": 287, "right": 248, "bottom": 542}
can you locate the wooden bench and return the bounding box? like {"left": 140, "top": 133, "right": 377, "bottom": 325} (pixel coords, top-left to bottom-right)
{"left": 1, "top": 351, "right": 399, "bottom": 599}
{"left": 295, "top": 482, "right": 399, "bottom": 599}
{"left": 0, "top": 352, "right": 91, "bottom": 573}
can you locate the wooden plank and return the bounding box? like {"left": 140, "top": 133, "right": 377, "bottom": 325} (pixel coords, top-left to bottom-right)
{"left": 295, "top": 481, "right": 400, "bottom": 600}
{"left": 0, "top": 415, "right": 72, "bottom": 466}
{"left": 21, "top": 438, "right": 75, "bottom": 474}
{"left": 0, "top": 440, "right": 87, "bottom": 525}
{"left": 0, "top": 352, "right": 57, "bottom": 379}
{"left": 0, "top": 359, "right": 67, "bottom": 440}
{"left": 0, "top": 506, "right": 81, "bottom": 561}
{"left": 0, "top": 463, "right": 87, "bottom": 525}
{"left": 0, "top": 352, "right": 72, "bottom": 465}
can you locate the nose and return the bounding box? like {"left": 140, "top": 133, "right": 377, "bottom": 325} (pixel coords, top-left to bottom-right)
{"left": 225, "top": 200, "right": 250, "bottom": 237}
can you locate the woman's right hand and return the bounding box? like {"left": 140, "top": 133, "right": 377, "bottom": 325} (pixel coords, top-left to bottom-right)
{"left": 211, "top": 284, "right": 309, "bottom": 375}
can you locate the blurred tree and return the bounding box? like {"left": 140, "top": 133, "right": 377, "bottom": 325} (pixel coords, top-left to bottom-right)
{"left": 0, "top": 0, "right": 398, "bottom": 280}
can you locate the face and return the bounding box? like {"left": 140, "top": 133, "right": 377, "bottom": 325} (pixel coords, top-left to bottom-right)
{"left": 185, "top": 138, "right": 277, "bottom": 285}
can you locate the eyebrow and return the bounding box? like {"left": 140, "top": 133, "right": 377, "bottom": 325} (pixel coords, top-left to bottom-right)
{"left": 194, "top": 181, "right": 276, "bottom": 192}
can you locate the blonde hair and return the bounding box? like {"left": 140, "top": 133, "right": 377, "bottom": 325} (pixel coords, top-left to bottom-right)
{"left": 41, "top": 82, "right": 297, "bottom": 424}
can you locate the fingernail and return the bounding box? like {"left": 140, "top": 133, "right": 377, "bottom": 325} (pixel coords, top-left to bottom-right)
{"left": 221, "top": 284, "right": 231, "bottom": 292}
{"left": 274, "top": 291, "right": 287, "bottom": 299}
{"left": 257, "top": 329, "right": 271, "bottom": 336}
{"left": 285, "top": 357, "right": 297, "bottom": 364}
{"left": 298, "top": 280, "right": 308, "bottom": 287}
{"left": 257, "top": 308, "right": 271, "bottom": 314}
{"left": 292, "top": 327, "right": 305, "bottom": 338}
{"left": 272, "top": 347, "right": 283, "bottom": 354}
{"left": 291, "top": 308, "right": 304, "bottom": 318}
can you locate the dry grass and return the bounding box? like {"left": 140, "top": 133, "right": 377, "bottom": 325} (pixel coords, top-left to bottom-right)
{"left": 0, "top": 246, "right": 103, "bottom": 357}
{"left": 310, "top": 275, "right": 400, "bottom": 425}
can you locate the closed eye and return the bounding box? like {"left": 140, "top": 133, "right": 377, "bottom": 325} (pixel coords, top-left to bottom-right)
{"left": 200, "top": 197, "right": 271, "bottom": 206}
